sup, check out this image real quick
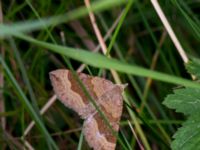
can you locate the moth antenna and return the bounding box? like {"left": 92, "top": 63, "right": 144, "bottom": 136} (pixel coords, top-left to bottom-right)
{"left": 117, "top": 83, "right": 128, "bottom": 90}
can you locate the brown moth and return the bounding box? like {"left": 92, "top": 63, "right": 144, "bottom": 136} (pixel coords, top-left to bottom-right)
{"left": 49, "top": 69, "right": 126, "bottom": 150}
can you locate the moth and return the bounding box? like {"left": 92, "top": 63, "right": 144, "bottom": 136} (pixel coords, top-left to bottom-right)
{"left": 50, "top": 69, "right": 126, "bottom": 150}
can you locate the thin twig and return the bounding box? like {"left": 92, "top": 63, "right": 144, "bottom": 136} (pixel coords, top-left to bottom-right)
{"left": 3, "top": 131, "right": 24, "bottom": 149}
{"left": 150, "top": 0, "right": 188, "bottom": 63}
{"left": 22, "top": 95, "right": 57, "bottom": 149}
{"left": 128, "top": 120, "right": 144, "bottom": 150}
{"left": 24, "top": 141, "right": 35, "bottom": 150}
{"left": 151, "top": 0, "right": 195, "bottom": 80}
{"left": 139, "top": 30, "right": 167, "bottom": 112}
{"left": 23, "top": 95, "right": 57, "bottom": 137}
{"left": 84, "top": 0, "right": 107, "bottom": 54}
{"left": 84, "top": 0, "right": 121, "bottom": 83}
{"left": 7, "top": 128, "right": 81, "bottom": 142}
{"left": 77, "top": 12, "right": 123, "bottom": 73}
{"left": 69, "top": 20, "right": 96, "bottom": 50}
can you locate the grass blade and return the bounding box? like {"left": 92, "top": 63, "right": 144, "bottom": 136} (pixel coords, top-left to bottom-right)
{"left": 0, "top": 0, "right": 127, "bottom": 37}
{"left": 14, "top": 33, "right": 200, "bottom": 89}
{"left": 0, "top": 55, "right": 58, "bottom": 150}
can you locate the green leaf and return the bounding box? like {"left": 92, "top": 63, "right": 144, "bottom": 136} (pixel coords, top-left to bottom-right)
{"left": 186, "top": 57, "right": 200, "bottom": 79}
{"left": 163, "top": 88, "right": 200, "bottom": 116}
{"left": 164, "top": 87, "right": 200, "bottom": 150}
{"left": 171, "top": 112, "right": 200, "bottom": 150}
{"left": 163, "top": 58, "right": 200, "bottom": 150}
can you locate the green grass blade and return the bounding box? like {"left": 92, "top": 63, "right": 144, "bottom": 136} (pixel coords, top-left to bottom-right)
{"left": 77, "top": 131, "right": 84, "bottom": 150}
{"left": 172, "top": 0, "right": 200, "bottom": 40}
{"left": 0, "top": 55, "right": 58, "bottom": 150}
{"left": 0, "top": 0, "right": 127, "bottom": 37}
{"left": 14, "top": 33, "right": 200, "bottom": 89}
{"left": 9, "top": 38, "right": 40, "bottom": 113}
{"left": 120, "top": 130, "right": 133, "bottom": 150}
{"left": 106, "top": 0, "right": 134, "bottom": 55}
{"left": 136, "top": 1, "right": 173, "bottom": 74}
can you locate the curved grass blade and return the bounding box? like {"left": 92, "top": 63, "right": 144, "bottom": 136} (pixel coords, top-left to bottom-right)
{"left": 9, "top": 38, "right": 40, "bottom": 113}
{"left": 0, "top": 55, "right": 58, "bottom": 150}
{"left": 77, "top": 130, "right": 84, "bottom": 150}
{"left": 0, "top": 0, "right": 127, "bottom": 37}
{"left": 14, "top": 33, "right": 200, "bottom": 89}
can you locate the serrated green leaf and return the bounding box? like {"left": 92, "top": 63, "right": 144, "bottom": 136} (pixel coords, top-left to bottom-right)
{"left": 163, "top": 86, "right": 200, "bottom": 150}
{"left": 163, "top": 88, "right": 200, "bottom": 115}
{"left": 186, "top": 57, "right": 200, "bottom": 79}
{"left": 171, "top": 112, "right": 200, "bottom": 150}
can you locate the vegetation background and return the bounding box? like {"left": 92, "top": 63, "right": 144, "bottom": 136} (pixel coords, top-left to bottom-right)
{"left": 0, "top": 0, "right": 199, "bottom": 149}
